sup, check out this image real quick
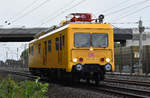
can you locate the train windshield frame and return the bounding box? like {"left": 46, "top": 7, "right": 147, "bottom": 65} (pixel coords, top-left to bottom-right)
{"left": 74, "top": 33, "right": 108, "bottom": 48}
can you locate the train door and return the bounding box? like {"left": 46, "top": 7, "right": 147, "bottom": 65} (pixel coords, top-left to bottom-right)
{"left": 43, "top": 41, "right": 47, "bottom": 65}
{"left": 56, "top": 35, "right": 65, "bottom": 66}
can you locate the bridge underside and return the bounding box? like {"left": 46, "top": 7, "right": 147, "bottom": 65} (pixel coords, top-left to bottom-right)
{"left": 0, "top": 28, "right": 133, "bottom": 42}
{"left": 0, "top": 35, "right": 34, "bottom": 42}
{"left": 0, "top": 28, "right": 47, "bottom": 42}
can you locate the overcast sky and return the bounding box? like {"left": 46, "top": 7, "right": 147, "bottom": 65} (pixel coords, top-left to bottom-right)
{"left": 0, "top": 0, "right": 150, "bottom": 61}
{"left": 0, "top": 0, "right": 150, "bottom": 28}
{"left": 0, "top": 42, "right": 28, "bottom": 61}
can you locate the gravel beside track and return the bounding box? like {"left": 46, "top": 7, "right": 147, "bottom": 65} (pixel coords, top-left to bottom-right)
{"left": 47, "top": 84, "right": 116, "bottom": 98}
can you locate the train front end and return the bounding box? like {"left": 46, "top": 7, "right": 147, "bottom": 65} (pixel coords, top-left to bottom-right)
{"left": 67, "top": 23, "right": 114, "bottom": 83}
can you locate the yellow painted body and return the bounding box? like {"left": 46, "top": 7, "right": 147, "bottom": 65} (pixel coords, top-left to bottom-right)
{"left": 29, "top": 23, "right": 115, "bottom": 72}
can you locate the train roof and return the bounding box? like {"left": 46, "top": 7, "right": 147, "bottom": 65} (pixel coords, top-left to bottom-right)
{"left": 29, "top": 23, "right": 113, "bottom": 44}
{"left": 68, "top": 23, "right": 113, "bottom": 29}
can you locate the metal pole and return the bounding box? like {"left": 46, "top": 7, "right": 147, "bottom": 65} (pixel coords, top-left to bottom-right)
{"left": 17, "top": 48, "right": 18, "bottom": 60}
{"left": 138, "top": 20, "right": 144, "bottom": 75}
{"left": 6, "top": 51, "right": 8, "bottom": 60}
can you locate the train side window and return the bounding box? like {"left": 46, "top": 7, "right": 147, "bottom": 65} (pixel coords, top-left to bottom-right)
{"left": 38, "top": 43, "right": 41, "bottom": 54}
{"left": 60, "top": 36, "right": 62, "bottom": 50}
{"left": 31, "top": 46, "right": 34, "bottom": 55}
{"left": 55, "top": 38, "right": 59, "bottom": 51}
{"left": 48, "top": 40, "right": 51, "bottom": 52}
{"left": 62, "top": 35, "right": 65, "bottom": 48}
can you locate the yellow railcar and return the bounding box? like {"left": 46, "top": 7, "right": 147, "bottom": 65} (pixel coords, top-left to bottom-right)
{"left": 29, "top": 13, "right": 114, "bottom": 84}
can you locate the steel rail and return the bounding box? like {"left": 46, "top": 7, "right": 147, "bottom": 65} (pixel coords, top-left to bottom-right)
{"left": 104, "top": 78, "right": 150, "bottom": 87}
{"left": 92, "top": 85, "right": 150, "bottom": 98}
{"left": 0, "top": 69, "right": 38, "bottom": 79}
{"left": 106, "top": 72, "right": 150, "bottom": 77}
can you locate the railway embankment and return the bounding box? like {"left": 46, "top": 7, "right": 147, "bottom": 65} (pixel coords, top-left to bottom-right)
{"left": 0, "top": 68, "right": 116, "bottom": 98}
{"left": 1, "top": 67, "right": 150, "bottom": 98}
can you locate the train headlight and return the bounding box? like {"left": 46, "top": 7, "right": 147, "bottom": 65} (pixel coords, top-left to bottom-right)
{"left": 90, "top": 47, "right": 93, "bottom": 51}
{"left": 106, "top": 58, "right": 110, "bottom": 62}
{"left": 73, "top": 58, "right": 77, "bottom": 62}
{"left": 105, "top": 64, "right": 112, "bottom": 71}
{"left": 75, "top": 64, "right": 82, "bottom": 71}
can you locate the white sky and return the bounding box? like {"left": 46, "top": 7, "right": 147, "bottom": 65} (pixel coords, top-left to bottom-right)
{"left": 0, "top": 0, "right": 150, "bottom": 61}
{"left": 0, "top": 0, "right": 150, "bottom": 28}
{"left": 0, "top": 42, "right": 28, "bottom": 61}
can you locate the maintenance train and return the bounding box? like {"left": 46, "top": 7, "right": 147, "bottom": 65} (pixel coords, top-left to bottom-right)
{"left": 29, "top": 13, "right": 115, "bottom": 84}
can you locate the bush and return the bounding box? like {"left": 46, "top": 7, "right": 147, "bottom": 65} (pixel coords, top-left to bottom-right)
{"left": 0, "top": 76, "right": 49, "bottom": 98}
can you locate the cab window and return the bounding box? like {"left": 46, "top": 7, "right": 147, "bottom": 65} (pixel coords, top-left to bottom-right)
{"left": 74, "top": 33, "right": 90, "bottom": 47}
{"left": 92, "top": 33, "right": 108, "bottom": 47}
{"left": 74, "top": 33, "right": 108, "bottom": 47}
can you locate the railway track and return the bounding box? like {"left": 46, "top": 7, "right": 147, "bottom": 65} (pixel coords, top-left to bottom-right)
{"left": 101, "top": 78, "right": 150, "bottom": 97}
{"left": 90, "top": 84, "right": 150, "bottom": 98}
{"left": 0, "top": 69, "right": 37, "bottom": 79}
{"left": 106, "top": 72, "right": 150, "bottom": 78}
{"left": 1, "top": 69, "right": 150, "bottom": 97}
{"left": 104, "top": 78, "right": 150, "bottom": 87}
{"left": 74, "top": 78, "right": 150, "bottom": 98}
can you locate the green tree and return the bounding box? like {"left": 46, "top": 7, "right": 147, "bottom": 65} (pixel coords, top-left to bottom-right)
{"left": 20, "top": 48, "right": 29, "bottom": 60}
{"left": 0, "top": 76, "right": 49, "bottom": 98}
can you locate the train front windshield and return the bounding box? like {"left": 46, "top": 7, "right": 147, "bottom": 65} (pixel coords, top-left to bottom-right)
{"left": 74, "top": 33, "right": 108, "bottom": 47}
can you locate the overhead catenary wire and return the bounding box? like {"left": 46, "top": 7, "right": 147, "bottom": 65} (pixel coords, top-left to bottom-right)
{"left": 143, "top": 20, "right": 150, "bottom": 22}
{"left": 13, "top": 0, "right": 41, "bottom": 18}
{"left": 41, "top": 0, "right": 87, "bottom": 26}
{"left": 101, "top": 0, "right": 132, "bottom": 14}
{"left": 105, "top": 0, "right": 149, "bottom": 16}
{"left": 5, "top": 0, "right": 40, "bottom": 24}
{"left": 110, "top": 22, "right": 138, "bottom": 24}
{"left": 145, "top": 27, "right": 150, "bottom": 29}
{"left": 40, "top": 0, "right": 87, "bottom": 26}
{"left": 114, "top": 4, "right": 150, "bottom": 22}
{"left": 10, "top": 0, "right": 52, "bottom": 24}
{"left": 94, "top": 0, "right": 132, "bottom": 18}
{"left": 5, "top": 0, "right": 40, "bottom": 25}
{"left": 108, "top": 23, "right": 119, "bottom": 28}
{"left": 40, "top": 0, "right": 78, "bottom": 25}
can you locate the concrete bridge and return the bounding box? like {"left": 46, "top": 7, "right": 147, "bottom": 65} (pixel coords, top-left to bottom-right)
{"left": 0, "top": 27, "right": 132, "bottom": 42}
